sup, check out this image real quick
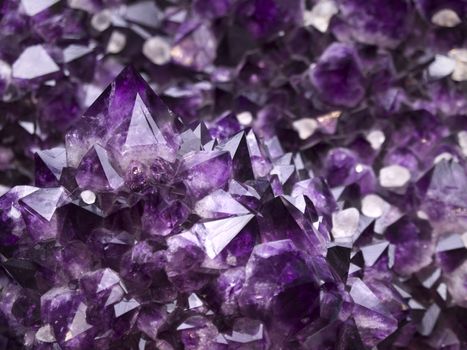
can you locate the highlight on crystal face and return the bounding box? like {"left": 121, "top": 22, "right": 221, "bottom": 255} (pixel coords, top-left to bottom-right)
{"left": 0, "top": 0, "right": 466, "bottom": 349}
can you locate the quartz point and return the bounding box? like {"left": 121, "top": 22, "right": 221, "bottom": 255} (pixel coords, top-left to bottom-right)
{"left": 21, "top": 0, "right": 60, "bottom": 16}
{"left": 35, "top": 147, "right": 67, "bottom": 186}
{"left": 114, "top": 298, "right": 140, "bottom": 318}
{"left": 12, "top": 45, "right": 59, "bottom": 80}
{"left": 75, "top": 144, "right": 124, "bottom": 191}
{"left": 361, "top": 241, "right": 389, "bottom": 267}
{"left": 66, "top": 66, "right": 180, "bottom": 168}
{"left": 310, "top": 43, "right": 365, "bottom": 108}
{"left": 20, "top": 187, "right": 66, "bottom": 221}
{"left": 194, "top": 189, "right": 250, "bottom": 219}
{"left": 202, "top": 214, "right": 255, "bottom": 259}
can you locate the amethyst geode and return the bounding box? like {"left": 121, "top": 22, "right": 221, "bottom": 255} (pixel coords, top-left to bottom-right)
{"left": 0, "top": 66, "right": 465, "bottom": 350}
{"left": 1, "top": 0, "right": 467, "bottom": 349}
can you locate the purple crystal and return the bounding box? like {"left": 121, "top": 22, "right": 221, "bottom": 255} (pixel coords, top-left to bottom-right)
{"left": 35, "top": 147, "right": 67, "bottom": 187}
{"left": 119, "top": 240, "right": 167, "bottom": 293}
{"left": 75, "top": 145, "right": 124, "bottom": 192}
{"left": 235, "top": 0, "right": 304, "bottom": 39}
{"left": 137, "top": 303, "right": 167, "bottom": 341}
{"left": 349, "top": 278, "right": 398, "bottom": 347}
{"left": 423, "top": 160, "right": 467, "bottom": 222}
{"left": 199, "top": 213, "right": 255, "bottom": 260}
{"left": 292, "top": 177, "right": 337, "bottom": 215}
{"left": 40, "top": 287, "right": 93, "bottom": 347}
{"left": 335, "top": 0, "right": 413, "bottom": 48}
{"left": 193, "top": 0, "right": 232, "bottom": 19}
{"left": 177, "top": 316, "right": 221, "bottom": 349}
{"left": 171, "top": 21, "right": 217, "bottom": 71}
{"left": 386, "top": 218, "right": 434, "bottom": 276}
{"left": 310, "top": 43, "right": 366, "bottom": 108}
{"left": 66, "top": 66, "right": 180, "bottom": 169}
{"left": 12, "top": 45, "right": 59, "bottom": 81}
{"left": 181, "top": 150, "right": 232, "bottom": 199}
{"left": 238, "top": 239, "right": 320, "bottom": 344}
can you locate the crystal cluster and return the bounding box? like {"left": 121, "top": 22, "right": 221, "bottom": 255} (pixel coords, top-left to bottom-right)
{"left": 1, "top": 0, "right": 467, "bottom": 349}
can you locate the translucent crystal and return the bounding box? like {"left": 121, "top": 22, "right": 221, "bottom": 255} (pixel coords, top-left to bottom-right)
{"left": 379, "top": 165, "right": 411, "bottom": 188}
{"left": 21, "top": 0, "right": 60, "bottom": 16}
{"left": 12, "top": 45, "right": 59, "bottom": 80}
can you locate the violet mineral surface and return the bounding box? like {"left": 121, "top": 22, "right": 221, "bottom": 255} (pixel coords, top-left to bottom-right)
{"left": 0, "top": 0, "right": 467, "bottom": 349}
